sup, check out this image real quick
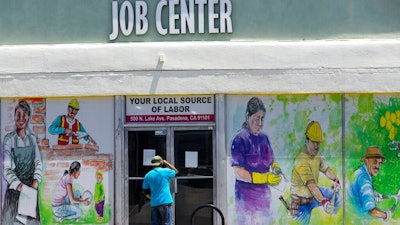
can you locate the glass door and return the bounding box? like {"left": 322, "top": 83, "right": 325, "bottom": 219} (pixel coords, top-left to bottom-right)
{"left": 173, "top": 128, "right": 214, "bottom": 225}
{"left": 127, "top": 128, "right": 167, "bottom": 225}
{"left": 127, "top": 127, "right": 214, "bottom": 225}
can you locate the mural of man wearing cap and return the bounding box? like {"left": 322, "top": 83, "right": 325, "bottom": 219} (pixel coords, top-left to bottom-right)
{"left": 290, "top": 121, "right": 342, "bottom": 225}
{"left": 48, "top": 99, "right": 97, "bottom": 145}
{"left": 142, "top": 155, "right": 179, "bottom": 225}
{"left": 348, "top": 146, "right": 392, "bottom": 221}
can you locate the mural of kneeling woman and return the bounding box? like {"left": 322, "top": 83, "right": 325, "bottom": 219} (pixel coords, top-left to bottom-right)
{"left": 52, "top": 161, "right": 91, "bottom": 222}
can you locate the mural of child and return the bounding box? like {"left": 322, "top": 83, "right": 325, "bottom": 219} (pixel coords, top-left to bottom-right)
{"left": 52, "top": 161, "right": 91, "bottom": 222}
{"left": 48, "top": 99, "right": 97, "bottom": 145}
{"left": 290, "top": 121, "right": 342, "bottom": 225}
{"left": 347, "top": 146, "right": 392, "bottom": 221}
{"left": 2, "top": 100, "right": 43, "bottom": 225}
{"left": 230, "top": 96, "right": 282, "bottom": 224}
{"left": 94, "top": 170, "right": 106, "bottom": 222}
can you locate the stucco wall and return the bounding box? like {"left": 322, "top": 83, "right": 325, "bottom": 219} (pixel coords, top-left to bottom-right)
{"left": 0, "top": 40, "right": 400, "bottom": 97}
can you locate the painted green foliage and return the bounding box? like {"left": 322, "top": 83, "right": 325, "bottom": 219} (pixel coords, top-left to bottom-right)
{"left": 226, "top": 94, "right": 343, "bottom": 225}
{"left": 346, "top": 94, "right": 400, "bottom": 223}
{"left": 271, "top": 94, "right": 343, "bottom": 225}
{"left": 228, "top": 94, "right": 400, "bottom": 224}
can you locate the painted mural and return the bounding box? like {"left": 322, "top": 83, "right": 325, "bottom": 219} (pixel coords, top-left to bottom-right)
{"left": 1, "top": 98, "right": 114, "bottom": 225}
{"left": 226, "top": 94, "right": 343, "bottom": 225}
{"left": 3, "top": 94, "right": 400, "bottom": 224}
{"left": 226, "top": 94, "right": 400, "bottom": 225}
{"left": 2, "top": 99, "right": 43, "bottom": 224}
{"left": 345, "top": 94, "right": 400, "bottom": 224}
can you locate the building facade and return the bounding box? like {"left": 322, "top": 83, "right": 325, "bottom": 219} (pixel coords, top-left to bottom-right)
{"left": 1, "top": 0, "right": 400, "bottom": 224}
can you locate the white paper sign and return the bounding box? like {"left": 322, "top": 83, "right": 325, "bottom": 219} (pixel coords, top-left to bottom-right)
{"left": 18, "top": 184, "right": 37, "bottom": 218}
{"left": 143, "top": 149, "right": 156, "bottom": 166}
{"left": 185, "top": 151, "right": 198, "bottom": 168}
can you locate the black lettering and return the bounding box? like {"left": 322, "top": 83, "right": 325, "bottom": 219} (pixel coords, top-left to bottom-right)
{"left": 180, "top": 96, "right": 212, "bottom": 104}
{"left": 131, "top": 98, "right": 151, "bottom": 104}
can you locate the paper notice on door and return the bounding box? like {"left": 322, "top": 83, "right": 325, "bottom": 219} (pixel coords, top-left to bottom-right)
{"left": 185, "top": 151, "right": 198, "bottom": 168}
{"left": 143, "top": 149, "right": 156, "bottom": 166}
{"left": 18, "top": 184, "right": 37, "bottom": 218}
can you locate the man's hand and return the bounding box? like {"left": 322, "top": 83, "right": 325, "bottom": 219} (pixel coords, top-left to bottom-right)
{"left": 333, "top": 178, "right": 341, "bottom": 192}
{"left": 143, "top": 189, "right": 151, "bottom": 199}
{"left": 322, "top": 198, "right": 333, "bottom": 214}
{"left": 163, "top": 160, "right": 179, "bottom": 174}
{"left": 374, "top": 191, "right": 383, "bottom": 202}
{"left": 65, "top": 128, "right": 73, "bottom": 136}
{"left": 32, "top": 179, "right": 39, "bottom": 189}
{"left": 17, "top": 183, "right": 23, "bottom": 192}
{"left": 384, "top": 210, "right": 392, "bottom": 221}
{"left": 88, "top": 136, "right": 97, "bottom": 145}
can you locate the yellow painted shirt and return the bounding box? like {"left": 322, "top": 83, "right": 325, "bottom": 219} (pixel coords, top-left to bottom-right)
{"left": 291, "top": 145, "right": 329, "bottom": 198}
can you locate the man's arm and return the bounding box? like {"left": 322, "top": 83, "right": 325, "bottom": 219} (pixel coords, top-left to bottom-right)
{"left": 307, "top": 180, "right": 334, "bottom": 214}
{"left": 324, "top": 167, "right": 341, "bottom": 191}
{"left": 33, "top": 137, "right": 43, "bottom": 189}
{"left": 142, "top": 189, "right": 151, "bottom": 199}
{"left": 369, "top": 208, "right": 390, "bottom": 220}
{"left": 3, "top": 134, "right": 22, "bottom": 191}
{"left": 163, "top": 160, "right": 179, "bottom": 175}
{"left": 78, "top": 123, "right": 97, "bottom": 145}
{"left": 324, "top": 168, "right": 338, "bottom": 182}
{"left": 48, "top": 116, "right": 64, "bottom": 135}
{"left": 306, "top": 180, "right": 325, "bottom": 202}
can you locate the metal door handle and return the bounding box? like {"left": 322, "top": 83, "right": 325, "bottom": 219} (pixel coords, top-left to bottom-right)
{"left": 173, "top": 179, "right": 178, "bottom": 193}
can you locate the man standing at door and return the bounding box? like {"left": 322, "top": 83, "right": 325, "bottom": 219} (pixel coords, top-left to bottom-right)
{"left": 142, "top": 155, "right": 179, "bottom": 225}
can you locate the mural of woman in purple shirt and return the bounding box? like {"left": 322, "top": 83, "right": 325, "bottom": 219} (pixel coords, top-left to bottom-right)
{"left": 231, "top": 96, "right": 282, "bottom": 225}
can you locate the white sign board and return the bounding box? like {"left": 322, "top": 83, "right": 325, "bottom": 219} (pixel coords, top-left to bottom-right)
{"left": 126, "top": 95, "right": 215, "bottom": 123}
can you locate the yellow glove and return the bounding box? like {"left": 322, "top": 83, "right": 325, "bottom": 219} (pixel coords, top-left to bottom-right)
{"left": 252, "top": 171, "right": 281, "bottom": 185}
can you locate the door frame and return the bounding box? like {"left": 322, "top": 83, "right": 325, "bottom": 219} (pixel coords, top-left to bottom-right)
{"left": 123, "top": 125, "right": 216, "bottom": 224}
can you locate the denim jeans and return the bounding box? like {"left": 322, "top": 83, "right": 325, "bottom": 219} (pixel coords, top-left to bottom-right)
{"left": 52, "top": 191, "right": 83, "bottom": 221}
{"left": 292, "top": 186, "right": 342, "bottom": 225}
{"left": 151, "top": 204, "right": 172, "bottom": 225}
{"left": 52, "top": 204, "right": 82, "bottom": 220}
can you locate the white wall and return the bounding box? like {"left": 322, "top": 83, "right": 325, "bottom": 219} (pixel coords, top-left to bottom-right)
{"left": 0, "top": 40, "right": 399, "bottom": 97}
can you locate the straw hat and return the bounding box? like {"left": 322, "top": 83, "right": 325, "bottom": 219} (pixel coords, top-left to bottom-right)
{"left": 360, "top": 146, "right": 386, "bottom": 163}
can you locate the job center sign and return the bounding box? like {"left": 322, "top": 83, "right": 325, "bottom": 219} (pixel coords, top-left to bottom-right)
{"left": 109, "top": 0, "right": 233, "bottom": 40}
{"left": 126, "top": 95, "right": 215, "bottom": 123}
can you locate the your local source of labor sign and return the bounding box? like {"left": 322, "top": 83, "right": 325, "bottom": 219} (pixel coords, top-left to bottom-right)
{"left": 126, "top": 95, "right": 214, "bottom": 123}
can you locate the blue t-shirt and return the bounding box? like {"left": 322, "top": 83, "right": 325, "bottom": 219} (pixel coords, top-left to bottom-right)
{"left": 142, "top": 167, "right": 176, "bottom": 207}
{"left": 348, "top": 164, "right": 376, "bottom": 216}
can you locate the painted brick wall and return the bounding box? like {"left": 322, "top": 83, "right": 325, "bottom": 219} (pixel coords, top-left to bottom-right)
{"left": 41, "top": 151, "right": 113, "bottom": 201}
{"left": 3, "top": 98, "right": 113, "bottom": 205}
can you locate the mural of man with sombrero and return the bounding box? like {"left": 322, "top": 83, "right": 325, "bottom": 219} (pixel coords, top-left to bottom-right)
{"left": 348, "top": 146, "right": 392, "bottom": 221}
